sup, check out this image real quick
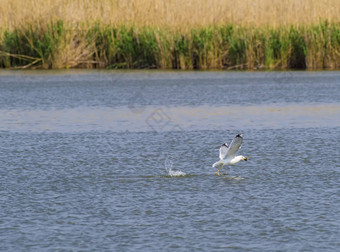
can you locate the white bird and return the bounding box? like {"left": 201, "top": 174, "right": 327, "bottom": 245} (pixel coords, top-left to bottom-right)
{"left": 212, "top": 134, "right": 248, "bottom": 175}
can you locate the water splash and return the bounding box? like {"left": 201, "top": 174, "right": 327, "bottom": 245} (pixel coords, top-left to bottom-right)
{"left": 165, "top": 154, "right": 186, "bottom": 177}
{"left": 168, "top": 169, "right": 186, "bottom": 177}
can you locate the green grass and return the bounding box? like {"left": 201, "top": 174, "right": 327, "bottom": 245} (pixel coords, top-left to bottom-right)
{"left": 1, "top": 20, "right": 339, "bottom": 70}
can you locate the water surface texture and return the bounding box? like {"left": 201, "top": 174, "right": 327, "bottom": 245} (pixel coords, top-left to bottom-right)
{"left": 0, "top": 70, "right": 339, "bottom": 251}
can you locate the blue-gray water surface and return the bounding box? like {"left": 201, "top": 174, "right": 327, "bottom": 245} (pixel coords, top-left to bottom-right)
{"left": 0, "top": 70, "right": 339, "bottom": 251}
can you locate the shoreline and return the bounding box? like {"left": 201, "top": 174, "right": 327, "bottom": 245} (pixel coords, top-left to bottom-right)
{"left": 1, "top": 21, "right": 339, "bottom": 70}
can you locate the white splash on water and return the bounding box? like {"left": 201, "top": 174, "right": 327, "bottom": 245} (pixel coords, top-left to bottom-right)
{"left": 165, "top": 154, "right": 186, "bottom": 177}
{"left": 168, "top": 169, "right": 186, "bottom": 177}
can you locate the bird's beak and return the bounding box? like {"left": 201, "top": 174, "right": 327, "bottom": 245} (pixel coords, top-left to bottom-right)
{"left": 243, "top": 157, "right": 248, "bottom": 161}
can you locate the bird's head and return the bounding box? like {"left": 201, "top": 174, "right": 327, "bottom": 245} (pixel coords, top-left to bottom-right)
{"left": 242, "top": 156, "right": 248, "bottom": 161}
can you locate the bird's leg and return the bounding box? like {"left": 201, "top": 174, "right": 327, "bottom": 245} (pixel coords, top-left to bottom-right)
{"left": 216, "top": 164, "right": 223, "bottom": 175}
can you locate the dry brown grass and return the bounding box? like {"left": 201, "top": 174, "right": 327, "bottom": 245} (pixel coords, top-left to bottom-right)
{"left": 1, "top": 1, "right": 339, "bottom": 70}
{"left": 1, "top": 0, "right": 340, "bottom": 30}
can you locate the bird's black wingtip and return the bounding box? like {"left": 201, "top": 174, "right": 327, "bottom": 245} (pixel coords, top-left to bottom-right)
{"left": 236, "top": 133, "right": 243, "bottom": 138}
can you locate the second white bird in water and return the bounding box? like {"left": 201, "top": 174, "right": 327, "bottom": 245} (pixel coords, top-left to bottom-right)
{"left": 212, "top": 133, "right": 248, "bottom": 175}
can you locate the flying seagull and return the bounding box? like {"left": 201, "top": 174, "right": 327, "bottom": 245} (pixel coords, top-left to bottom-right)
{"left": 212, "top": 134, "right": 248, "bottom": 175}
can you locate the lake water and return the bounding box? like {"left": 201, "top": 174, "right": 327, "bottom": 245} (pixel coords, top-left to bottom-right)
{"left": 0, "top": 70, "right": 339, "bottom": 251}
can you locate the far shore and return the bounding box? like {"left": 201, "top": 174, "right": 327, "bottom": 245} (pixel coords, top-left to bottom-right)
{"left": 1, "top": 1, "right": 339, "bottom": 70}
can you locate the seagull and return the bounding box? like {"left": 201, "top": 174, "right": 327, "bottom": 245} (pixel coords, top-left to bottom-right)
{"left": 212, "top": 134, "right": 248, "bottom": 175}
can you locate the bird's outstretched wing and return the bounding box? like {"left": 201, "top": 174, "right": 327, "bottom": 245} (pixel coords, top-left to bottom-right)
{"left": 219, "top": 143, "right": 229, "bottom": 160}
{"left": 225, "top": 134, "right": 243, "bottom": 159}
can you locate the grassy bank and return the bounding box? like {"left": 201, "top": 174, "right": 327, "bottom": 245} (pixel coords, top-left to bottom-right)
{"left": 1, "top": 0, "right": 340, "bottom": 70}
{"left": 1, "top": 21, "right": 339, "bottom": 70}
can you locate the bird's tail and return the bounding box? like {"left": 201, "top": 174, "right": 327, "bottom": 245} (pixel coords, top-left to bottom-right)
{"left": 212, "top": 160, "right": 222, "bottom": 168}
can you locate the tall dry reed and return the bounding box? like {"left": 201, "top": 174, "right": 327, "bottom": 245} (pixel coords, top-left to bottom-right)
{"left": 0, "top": 1, "right": 339, "bottom": 69}
{"left": 1, "top": 0, "right": 340, "bottom": 30}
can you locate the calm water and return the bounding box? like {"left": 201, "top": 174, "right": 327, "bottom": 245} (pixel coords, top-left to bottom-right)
{"left": 0, "top": 70, "right": 339, "bottom": 251}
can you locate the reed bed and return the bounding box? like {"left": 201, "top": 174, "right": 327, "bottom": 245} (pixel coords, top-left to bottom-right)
{"left": 0, "top": 0, "right": 339, "bottom": 69}
{"left": 1, "top": 0, "right": 340, "bottom": 29}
